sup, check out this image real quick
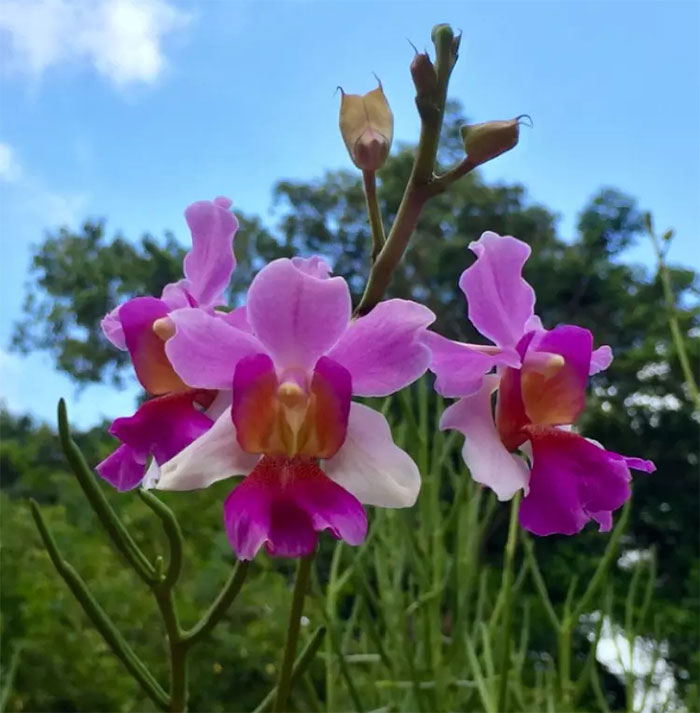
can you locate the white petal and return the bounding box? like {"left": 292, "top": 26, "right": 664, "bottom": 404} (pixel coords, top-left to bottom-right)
{"left": 441, "top": 375, "right": 529, "bottom": 500}
{"left": 141, "top": 459, "right": 161, "bottom": 490}
{"left": 323, "top": 403, "right": 420, "bottom": 508}
{"left": 205, "top": 389, "right": 233, "bottom": 420}
{"left": 156, "top": 411, "right": 259, "bottom": 491}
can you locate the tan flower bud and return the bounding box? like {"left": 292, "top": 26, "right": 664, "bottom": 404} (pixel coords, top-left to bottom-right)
{"left": 460, "top": 116, "right": 529, "bottom": 165}
{"left": 339, "top": 84, "right": 394, "bottom": 171}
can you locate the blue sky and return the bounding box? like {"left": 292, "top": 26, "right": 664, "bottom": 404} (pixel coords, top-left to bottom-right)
{"left": 1, "top": 0, "right": 698, "bottom": 429}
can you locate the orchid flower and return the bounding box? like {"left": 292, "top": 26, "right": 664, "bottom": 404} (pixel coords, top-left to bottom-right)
{"left": 427, "top": 231, "right": 655, "bottom": 536}
{"left": 154, "top": 256, "right": 435, "bottom": 559}
{"left": 96, "top": 197, "right": 238, "bottom": 491}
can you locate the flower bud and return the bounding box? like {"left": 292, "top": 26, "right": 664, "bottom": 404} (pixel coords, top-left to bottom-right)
{"left": 339, "top": 84, "right": 394, "bottom": 171}
{"left": 460, "top": 116, "right": 527, "bottom": 165}
{"left": 410, "top": 51, "right": 438, "bottom": 94}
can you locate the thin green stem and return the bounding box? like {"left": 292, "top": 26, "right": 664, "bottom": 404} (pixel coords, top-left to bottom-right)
{"left": 428, "top": 157, "right": 477, "bottom": 196}
{"left": 362, "top": 169, "right": 386, "bottom": 262}
{"left": 183, "top": 560, "right": 250, "bottom": 644}
{"left": 322, "top": 610, "right": 365, "bottom": 712}
{"left": 30, "top": 500, "right": 169, "bottom": 711}
{"left": 497, "top": 493, "right": 521, "bottom": 713}
{"left": 57, "top": 399, "right": 155, "bottom": 584}
{"left": 523, "top": 538, "right": 560, "bottom": 631}
{"left": 139, "top": 491, "right": 183, "bottom": 589}
{"left": 648, "top": 225, "right": 700, "bottom": 408}
{"left": 558, "top": 619, "right": 573, "bottom": 709}
{"left": 572, "top": 500, "right": 630, "bottom": 621}
{"left": 253, "top": 627, "right": 326, "bottom": 713}
{"left": 154, "top": 587, "right": 187, "bottom": 712}
{"left": 324, "top": 542, "right": 343, "bottom": 712}
{"left": 0, "top": 642, "right": 23, "bottom": 713}
{"left": 274, "top": 554, "right": 315, "bottom": 712}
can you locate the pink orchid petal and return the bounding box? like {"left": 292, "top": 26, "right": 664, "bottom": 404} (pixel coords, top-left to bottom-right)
{"left": 231, "top": 353, "right": 280, "bottom": 455}
{"left": 161, "top": 281, "right": 196, "bottom": 310}
{"left": 97, "top": 392, "right": 213, "bottom": 491}
{"left": 424, "top": 330, "right": 519, "bottom": 398}
{"left": 231, "top": 354, "right": 352, "bottom": 459}
{"left": 460, "top": 231, "right": 536, "bottom": 349}
{"left": 100, "top": 305, "right": 127, "bottom": 350}
{"left": 182, "top": 198, "right": 238, "bottom": 307}
{"left": 300, "top": 357, "right": 352, "bottom": 459}
{"left": 521, "top": 325, "right": 593, "bottom": 426}
{"left": 495, "top": 362, "right": 531, "bottom": 451}
{"left": 590, "top": 510, "right": 613, "bottom": 532}
{"left": 291, "top": 256, "right": 332, "bottom": 279}
{"left": 224, "top": 456, "right": 367, "bottom": 560}
{"left": 519, "top": 427, "right": 633, "bottom": 536}
{"left": 590, "top": 345, "right": 614, "bottom": 375}
{"left": 617, "top": 455, "right": 656, "bottom": 473}
{"left": 323, "top": 403, "right": 420, "bottom": 507}
{"left": 96, "top": 444, "right": 146, "bottom": 492}
{"left": 441, "top": 375, "right": 530, "bottom": 501}
{"left": 120, "top": 297, "right": 186, "bottom": 395}
{"left": 156, "top": 410, "right": 259, "bottom": 491}
{"left": 327, "top": 299, "right": 435, "bottom": 397}
{"left": 246, "top": 258, "right": 351, "bottom": 371}
{"left": 222, "top": 305, "right": 254, "bottom": 333}
{"left": 165, "top": 307, "right": 265, "bottom": 390}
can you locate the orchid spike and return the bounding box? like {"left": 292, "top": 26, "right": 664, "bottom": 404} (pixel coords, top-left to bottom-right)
{"left": 427, "top": 231, "right": 655, "bottom": 536}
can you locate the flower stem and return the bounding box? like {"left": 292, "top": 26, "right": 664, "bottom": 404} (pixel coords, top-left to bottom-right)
{"left": 273, "top": 553, "right": 315, "bottom": 712}
{"left": 497, "top": 492, "right": 521, "bottom": 713}
{"left": 648, "top": 223, "right": 700, "bottom": 409}
{"left": 253, "top": 627, "right": 326, "bottom": 713}
{"left": 154, "top": 587, "right": 187, "bottom": 712}
{"left": 182, "top": 560, "right": 250, "bottom": 644}
{"left": 57, "top": 399, "right": 156, "bottom": 584}
{"left": 30, "top": 499, "right": 169, "bottom": 711}
{"left": 362, "top": 169, "right": 386, "bottom": 263}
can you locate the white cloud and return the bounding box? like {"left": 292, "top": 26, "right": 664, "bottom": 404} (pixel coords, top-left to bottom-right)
{"left": 0, "top": 142, "right": 22, "bottom": 182}
{"left": 0, "top": 0, "right": 190, "bottom": 87}
{"left": 0, "top": 141, "right": 87, "bottom": 225}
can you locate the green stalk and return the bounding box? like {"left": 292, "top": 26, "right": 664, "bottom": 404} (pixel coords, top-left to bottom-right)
{"left": 572, "top": 500, "right": 630, "bottom": 621}
{"left": 253, "top": 627, "right": 326, "bottom": 713}
{"left": 362, "top": 169, "right": 386, "bottom": 263}
{"left": 274, "top": 554, "right": 315, "bottom": 712}
{"left": 0, "top": 642, "right": 22, "bottom": 713}
{"left": 183, "top": 560, "right": 250, "bottom": 644}
{"left": 523, "top": 538, "right": 560, "bottom": 631}
{"left": 496, "top": 493, "right": 521, "bottom": 713}
{"left": 57, "top": 399, "right": 155, "bottom": 583}
{"left": 648, "top": 223, "right": 700, "bottom": 408}
{"left": 30, "top": 500, "right": 169, "bottom": 711}
{"left": 153, "top": 586, "right": 187, "bottom": 713}
{"left": 139, "top": 491, "right": 183, "bottom": 589}
{"left": 324, "top": 542, "right": 344, "bottom": 712}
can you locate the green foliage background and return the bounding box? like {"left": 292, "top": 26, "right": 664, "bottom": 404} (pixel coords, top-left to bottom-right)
{"left": 2, "top": 107, "right": 698, "bottom": 712}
